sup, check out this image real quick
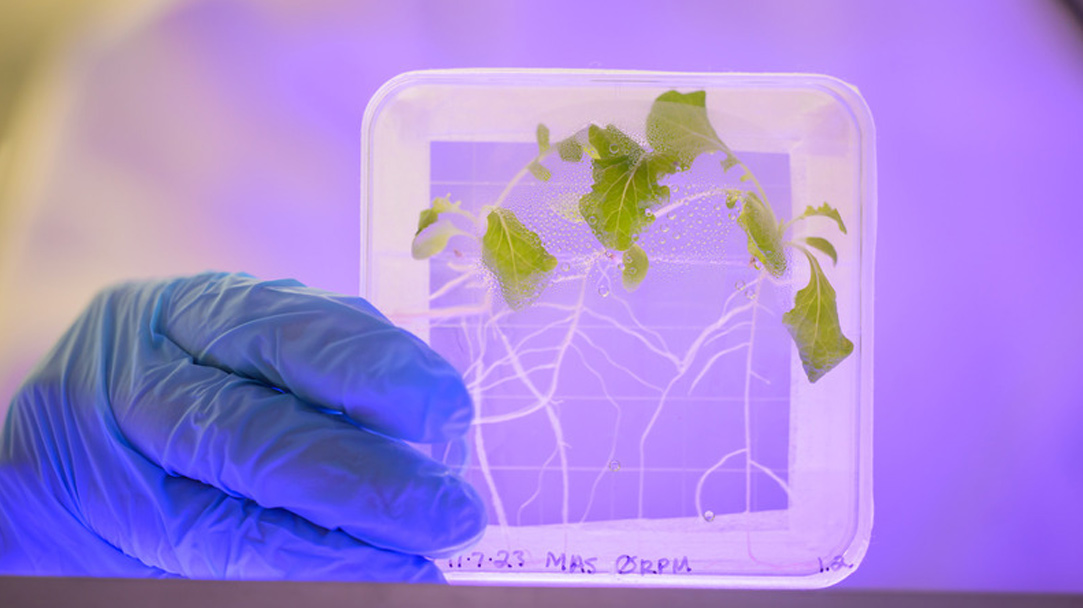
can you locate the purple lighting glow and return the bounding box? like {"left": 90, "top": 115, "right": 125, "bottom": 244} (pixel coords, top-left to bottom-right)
{"left": 0, "top": 0, "right": 1080, "bottom": 594}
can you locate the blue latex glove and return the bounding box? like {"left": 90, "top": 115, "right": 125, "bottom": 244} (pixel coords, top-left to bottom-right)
{"left": 0, "top": 272, "right": 485, "bottom": 581}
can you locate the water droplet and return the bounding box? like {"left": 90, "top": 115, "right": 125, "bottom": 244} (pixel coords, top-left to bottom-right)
{"left": 617, "top": 262, "right": 625, "bottom": 271}
{"left": 672, "top": 185, "right": 680, "bottom": 193}
{"left": 728, "top": 212, "right": 737, "bottom": 220}
{"left": 660, "top": 238, "right": 666, "bottom": 245}
{"left": 608, "top": 460, "right": 621, "bottom": 472}
{"left": 670, "top": 212, "right": 679, "bottom": 220}
{"left": 644, "top": 209, "right": 655, "bottom": 219}
{"left": 597, "top": 284, "right": 610, "bottom": 297}
{"left": 608, "top": 144, "right": 619, "bottom": 154}
{"left": 674, "top": 233, "right": 681, "bottom": 240}
{"left": 745, "top": 288, "right": 757, "bottom": 300}
{"left": 588, "top": 215, "right": 598, "bottom": 225}
{"left": 628, "top": 267, "right": 637, "bottom": 276}
{"left": 735, "top": 280, "right": 746, "bottom": 291}
{"left": 560, "top": 262, "right": 571, "bottom": 273}
{"left": 714, "top": 204, "right": 722, "bottom": 212}
{"left": 703, "top": 510, "right": 715, "bottom": 522}
{"left": 661, "top": 225, "right": 670, "bottom": 233}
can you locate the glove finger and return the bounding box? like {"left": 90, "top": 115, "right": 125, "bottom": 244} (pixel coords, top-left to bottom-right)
{"left": 76, "top": 442, "right": 444, "bottom": 581}
{"left": 113, "top": 334, "right": 486, "bottom": 556}
{"left": 157, "top": 272, "right": 471, "bottom": 443}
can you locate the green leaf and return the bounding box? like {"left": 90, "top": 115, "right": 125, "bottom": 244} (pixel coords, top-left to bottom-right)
{"left": 415, "top": 196, "right": 472, "bottom": 235}
{"left": 417, "top": 208, "right": 441, "bottom": 235}
{"left": 793, "top": 202, "right": 847, "bottom": 234}
{"left": 557, "top": 136, "right": 584, "bottom": 162}
{"left": 646, "top": 90, "right": 725, "bottom": 172}
{"left": 621, "top": 244, "right": 649, "bottom": 292}
{"left": 536, "top": 123, "right": 550, "bottom": 153}
{"left": 412, "top": 221, "right": 469, "bottom": 260}
{"left": 721, "top": 154, "right": 739, "bottom": 172}
{"left": 736, "top": 191, "right": 786, "bottom": 276}
{"left": 802, "top": 236, "right": 838, "bottom": 265}
{"left": 412, "top": 196, "right": 474, "bottom": 259}
{"left": 529, "top": 125, "right": 554, "bottom": 180}
{"left": 527, "top": 160, "right": 551, "bottom": 182}
{"left": 578, "top": 124, "right": 671, "bottom": 251}
{"left": 782, "top": 251, "right": 854, "bottom": 383}
{"left": 724, "top": 188, "right": 745, "bottom": 209}
{"left": 481, "top": 207, "right": 558, "bottom": 309}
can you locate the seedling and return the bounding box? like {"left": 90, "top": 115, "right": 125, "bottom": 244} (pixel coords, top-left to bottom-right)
{"left": 411, "top": 90, "right": 852, "bottom": 383}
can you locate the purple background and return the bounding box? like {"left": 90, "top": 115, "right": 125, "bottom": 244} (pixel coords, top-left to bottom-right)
{"left": 3, "top": 0, "right": 1081, "bottom": 594}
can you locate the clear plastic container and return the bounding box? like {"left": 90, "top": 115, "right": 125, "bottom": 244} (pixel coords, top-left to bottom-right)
{"left": 360, "top": 69, "right": 876, "bottom": 588}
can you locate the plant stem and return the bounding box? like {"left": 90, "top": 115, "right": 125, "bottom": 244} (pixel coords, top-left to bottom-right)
{"left": 653, "top": 187, "right": 733, "bottom": 219}
{"left": 490, "top": 147, "right": 558, "bottom": 211}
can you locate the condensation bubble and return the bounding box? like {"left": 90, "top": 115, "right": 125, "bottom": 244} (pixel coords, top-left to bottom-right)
{"left": 597, "top": 283, "right": 610, "bottom": 297}
{"left": 703, "top": 510, "right": 715, "bottom": 522}
{"left": 608, "top": 460, "right": 621, "bottom": 472}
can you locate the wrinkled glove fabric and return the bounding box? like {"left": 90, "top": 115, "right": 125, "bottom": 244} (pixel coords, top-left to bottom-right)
{"left": 0, "top": 273, "right": 485, "bottom": 581}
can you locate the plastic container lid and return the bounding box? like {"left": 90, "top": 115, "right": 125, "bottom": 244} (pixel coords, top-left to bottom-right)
{"left": 360, "top": 69, "right": 876, "bottom": 588}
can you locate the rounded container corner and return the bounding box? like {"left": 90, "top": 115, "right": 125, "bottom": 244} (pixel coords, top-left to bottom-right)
{"left": 808, "top": 504, "right": 874, "bottom": 589}
{"left": 361, "top": 70, "right": 435, "bottom": 136}
{"left": 796, "top": 73, "right": 877, "bottom": 141}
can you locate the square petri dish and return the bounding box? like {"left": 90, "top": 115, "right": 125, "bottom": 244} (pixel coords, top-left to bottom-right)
{"left": 360, "top": 69, "right": 876, "bottom": 589}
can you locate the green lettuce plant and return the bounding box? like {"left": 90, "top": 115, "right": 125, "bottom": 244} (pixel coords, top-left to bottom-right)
{"left": 411, "top": 90, "right": 852, "bottom": 382}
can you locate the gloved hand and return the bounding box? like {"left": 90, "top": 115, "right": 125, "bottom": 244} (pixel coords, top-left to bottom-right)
{"left": 0, "top": 272, "right": 485, "bottom": 582}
